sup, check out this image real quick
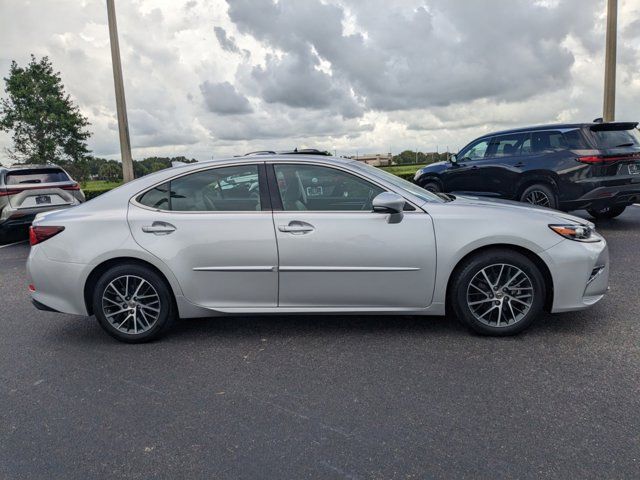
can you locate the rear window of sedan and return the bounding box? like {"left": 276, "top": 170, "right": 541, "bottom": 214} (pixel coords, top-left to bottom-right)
{"left": 6, "top": 168, "right": 70, "bottom": 185}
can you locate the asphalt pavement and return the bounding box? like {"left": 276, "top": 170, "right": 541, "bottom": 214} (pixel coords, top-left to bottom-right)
{"left": 1, "top": 208, "right": 639, "bottom": 479}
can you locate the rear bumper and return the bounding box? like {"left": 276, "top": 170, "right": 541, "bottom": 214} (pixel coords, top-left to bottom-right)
{"left": 562, "top": 181, "right": 640, "bottom": 210}
{"left": 1, "top": 203, "right": 78, "bottom": 228}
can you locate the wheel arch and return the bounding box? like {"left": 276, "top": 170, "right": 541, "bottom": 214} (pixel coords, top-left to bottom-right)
{"left": 515, "top": 174, "right": 559, "bottom": 200}
{"left": 84, "top": 257, "right": 177, "bottom": 316}
{"left": 444, "top": 243, "right": 554, "bottom": 315}
{"left": 417, "top": 175, "right": 444, "bottom": 190}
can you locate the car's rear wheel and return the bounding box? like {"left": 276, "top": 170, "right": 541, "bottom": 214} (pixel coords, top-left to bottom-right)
{"left": 520, "top": 184, "right": 557, "bottom": 209}
{"left": 420, "top": 181, "right": 441, "bottom": 193}
{"left": 587, "top": 205, "right": 626, "bottom": 220}
{"left": 92, "top": 264, "right": 176, "bottom": 343}
{"left": 450, "top": 249, "right": 546, "bottom": 336}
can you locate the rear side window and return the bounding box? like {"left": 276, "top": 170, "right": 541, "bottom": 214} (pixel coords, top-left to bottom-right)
{"left": 6, "top": 168, "right": 70, "bottom": 185}
{"left": 530, "top": 130, "right": 588, "bottom": 153}
{"left": 138, "top": 165, "right": 261, "bottom": 212}
{"left": 590, "top": 128, "right": 640, "bottom": 149}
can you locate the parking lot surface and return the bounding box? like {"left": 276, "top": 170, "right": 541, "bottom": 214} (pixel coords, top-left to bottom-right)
{"left": 1, "top": 208, "right": 639, "bottom": 479}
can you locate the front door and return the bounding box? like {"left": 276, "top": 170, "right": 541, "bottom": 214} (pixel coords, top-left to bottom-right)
{"left": 269, "top": 163, "right": 437, "bottom": 308}
{"left": 443, "top": 137, "right": 491, "bottom": 194}
{"left": 128, "top": 163, "right": 278, "bottom": 308}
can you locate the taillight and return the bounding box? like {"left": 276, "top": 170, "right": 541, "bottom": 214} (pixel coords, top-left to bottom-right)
{"left": 62, "top": 183, "right": 80, "bottom": 191}
{"left": 577, "top": 154, "right": 640, "bottom": 164}
{"left": 29, "top": 226, "right": 65, "bottom": 246}
{"left": 0, "top": 189, "right": 14, "bottom": 197}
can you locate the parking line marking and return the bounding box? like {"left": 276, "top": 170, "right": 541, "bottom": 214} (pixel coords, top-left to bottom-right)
{"left": 0, "top": 240, "right": 28, "bottom": 249}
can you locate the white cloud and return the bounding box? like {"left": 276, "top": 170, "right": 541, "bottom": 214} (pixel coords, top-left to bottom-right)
{"left": 0, "top": 0, "right": 638, "bottom": 162}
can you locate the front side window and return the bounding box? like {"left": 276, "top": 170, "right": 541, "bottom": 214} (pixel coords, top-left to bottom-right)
{"left": 458, "top": 139, "right": 490, "bottom": 161}
{"left": 138, "top": 164, "right": 261, "bottom": 212}
{"left": 274, "top": 164, "right": 384, "bottom": 211}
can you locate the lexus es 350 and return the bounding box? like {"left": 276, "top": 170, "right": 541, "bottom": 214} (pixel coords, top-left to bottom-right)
{"left": 27, "top": 155, "right": 609, "bottom": 342}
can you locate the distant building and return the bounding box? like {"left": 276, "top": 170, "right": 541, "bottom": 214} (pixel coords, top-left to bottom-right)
{"left": 350, "top": 153, "right": 393, "bottom": 167}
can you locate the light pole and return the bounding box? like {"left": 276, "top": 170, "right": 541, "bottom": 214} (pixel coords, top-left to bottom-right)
{"left": 106, "top": 0, "right": 134, "bottom": 182}
{"left": 603, "top": 0, "right": 617, "bottom": 122}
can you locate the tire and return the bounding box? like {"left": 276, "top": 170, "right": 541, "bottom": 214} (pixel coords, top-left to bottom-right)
{"left": 587, "top": 205, "right": 626, "bottom": 220}
{"left": 520, "top": 183, "right": 557, "bottom": 209}
{"left": 450, "top": 249, "right": 546, "bottom": 336}
{"left": 92, "top": 263, "right": 176, "bottom": 343}
{"left": 420, "top": 181, "right": 441, "bottom": 193}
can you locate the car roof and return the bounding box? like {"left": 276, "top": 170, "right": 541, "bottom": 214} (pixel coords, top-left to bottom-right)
{"left": 180, "top": 154, "right": 355, "bottom": 168}
{"left": 475, "top": 121, "right": 637, "bottom": 140}
{"left": 5, "top": 164, "right": 63, "bottom": 171}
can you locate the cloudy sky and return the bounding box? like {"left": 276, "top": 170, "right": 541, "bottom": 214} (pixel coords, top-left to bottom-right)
{"left": 1, "top": 0, "right": 639, "bottom": 161}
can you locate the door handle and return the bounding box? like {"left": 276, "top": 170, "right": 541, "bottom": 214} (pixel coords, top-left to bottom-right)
{"left": 470, "top": 165, "right": 478, "bottom": 169}
{"left": 513, "top": 162, "right": 525, "bottom": 168}
{"left": 278, "top": 222, "right": 315, "bottom": 234}
{"left": 142, "top": 221, "right": 176, "bottom": 235}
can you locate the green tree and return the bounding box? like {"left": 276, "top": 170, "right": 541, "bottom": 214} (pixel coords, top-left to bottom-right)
{"left": 0, "top": 55, "right": 91, "bottom": 165}
{"left": 98, "top": 161, "right": 123, "bottom": 182}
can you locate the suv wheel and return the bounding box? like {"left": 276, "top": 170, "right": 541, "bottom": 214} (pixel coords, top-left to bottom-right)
{"left": 520, "top": 184, "right": 557, "bottom": 209}
{"left": 450, "top": 249, "right": 545, "bottom": 336}
{"left": 421, "top": 181, "right": 441, "bottom": 193}
{"left": 587, "top": 205, "right": 626, "bottom": 220}
{"left": 92, "top": 264, "right": 176, "bottom": 343}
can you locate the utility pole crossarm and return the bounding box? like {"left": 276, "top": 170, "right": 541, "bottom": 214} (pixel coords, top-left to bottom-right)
{"left": 106, "top": 0, "right": 134, "bottom": 183}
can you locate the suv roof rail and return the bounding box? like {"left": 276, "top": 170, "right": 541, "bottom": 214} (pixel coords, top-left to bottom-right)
{"left": 242, "top": 148, "right": 332, "bottom": 157}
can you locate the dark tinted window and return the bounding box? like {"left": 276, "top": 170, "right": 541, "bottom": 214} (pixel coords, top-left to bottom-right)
{"left": 591, "top": 128, "right": 640, "bottom": 148}
{"left": 530, "top": 130, "right": 588, "bottom": 153}
{"left": 6, "top": 168, "right": 70, "bottom": 185}
{"left": 486, "top": 133, "right": 529, "bottom": 157}
{"left": 458, "top": 139, "right": 491, "bottom": 161}
{"left": 138, "top": 165, "right": 261, "bottom": 212}
{"left": 274, "top": 164, "right": 384, "bottom": 211}
{"left": 138, "top": 182, "right": 170, "bottom": 209}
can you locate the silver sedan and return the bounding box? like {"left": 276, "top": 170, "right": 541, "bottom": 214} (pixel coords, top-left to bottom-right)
{"left": 27, "top": 155, "right": 609, "bottom": 342}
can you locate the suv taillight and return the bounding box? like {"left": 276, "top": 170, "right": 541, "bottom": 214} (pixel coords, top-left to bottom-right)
{"left": 62, "top": 183, "right": 80, "bottom": 191}
{"left": 577, "top": 154, "right": 640, "bottom": 164}
{"left": 29, "top": 226, "right": 65, "bottom": 246}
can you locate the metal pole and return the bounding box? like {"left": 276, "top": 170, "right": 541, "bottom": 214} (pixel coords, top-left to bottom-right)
{"left": 106, "top": 0, "right": 134, "bottom": 182}
{"left": 603, "top": 0, "right": 617, "bottom": 122}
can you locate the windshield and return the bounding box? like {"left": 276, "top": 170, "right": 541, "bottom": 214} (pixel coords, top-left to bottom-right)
{"left": 350, "top": 161, "right": 446, "bottom": 204}
{"left": 591, "top": 128, "right": 640, "bottom": 149}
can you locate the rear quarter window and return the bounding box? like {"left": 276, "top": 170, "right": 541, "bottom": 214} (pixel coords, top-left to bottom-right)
{"left": 590, "top": 128, "right": 640, "bottom": 149}
{"left": 6, "top": 168, "right": 70, "bottom": 185}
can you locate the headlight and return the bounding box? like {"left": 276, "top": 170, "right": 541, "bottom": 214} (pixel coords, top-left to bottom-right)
{"left": 549, "top": 224, "right": 600, "bottom": 242}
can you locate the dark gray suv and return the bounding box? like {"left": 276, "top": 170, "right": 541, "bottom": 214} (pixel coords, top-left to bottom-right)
{"left": 0, "top": 164, "right": 85, "bottom": 239}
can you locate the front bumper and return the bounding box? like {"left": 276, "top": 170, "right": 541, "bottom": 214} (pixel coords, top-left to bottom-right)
{"left": 541, "top": 236, "right": 609, "bottom": 313}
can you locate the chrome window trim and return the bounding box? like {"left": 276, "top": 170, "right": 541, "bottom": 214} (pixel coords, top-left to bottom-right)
{"left": 130, "top": 158, "right": 425, "bottom": 214}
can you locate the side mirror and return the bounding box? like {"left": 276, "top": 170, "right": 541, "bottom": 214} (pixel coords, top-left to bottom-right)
{"left": 449, "top": 154, "right": 458, "bottom": 164}
{"left": 372, "top": 192, "right": 405, "bottom": 223}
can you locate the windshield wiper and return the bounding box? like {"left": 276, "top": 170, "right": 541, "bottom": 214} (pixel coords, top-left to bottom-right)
{"left": 614, "top": 142, "right": 634, "bottom": 147}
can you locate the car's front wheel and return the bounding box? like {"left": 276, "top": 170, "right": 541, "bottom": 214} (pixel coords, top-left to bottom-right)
{"left": 92, "top": 264, "right": 176, "bottom": 343}
{"left": 450, "top": 249, "right": 546, "bottom": 336}
{"left": 587, "top": 205, "right": 626, "bottom": 220}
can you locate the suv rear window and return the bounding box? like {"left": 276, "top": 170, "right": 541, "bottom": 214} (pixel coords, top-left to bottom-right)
{"left": 6, "top": 168, "right": 70, "bottom": 185}
{"left": 590, "top": 128, "right": 640, "bottom": 149}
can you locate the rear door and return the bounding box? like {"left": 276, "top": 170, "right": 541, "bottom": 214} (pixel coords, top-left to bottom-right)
{"left": 269, "top": 162, "right": 437, "bottom": 308}
{"left": 128, "top": 163, "right": 279, "bottom": 308}
{"left": 481, "top": 132, "right": 531, "bottom": 198}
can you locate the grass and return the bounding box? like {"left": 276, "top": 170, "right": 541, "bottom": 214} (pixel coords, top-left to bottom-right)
{"left": 82, "top": 180, "right": 123, "bottom": 192}
{"left": 379, "top": 164, "right": 428, "bottom": 176}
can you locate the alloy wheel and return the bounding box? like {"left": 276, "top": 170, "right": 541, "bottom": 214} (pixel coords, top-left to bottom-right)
{"left": 523, "top": 190, "right": 551, "bottom": 207}
{"left": 101, "top": 275, "right": 161, "bottom": 335}
{"left": 466, "top": 263, "right": 534, "bottom": 327}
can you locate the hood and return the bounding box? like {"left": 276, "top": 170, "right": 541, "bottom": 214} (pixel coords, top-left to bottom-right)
{"left": 450, "top": 194, "right": 593, "bottom": 226}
